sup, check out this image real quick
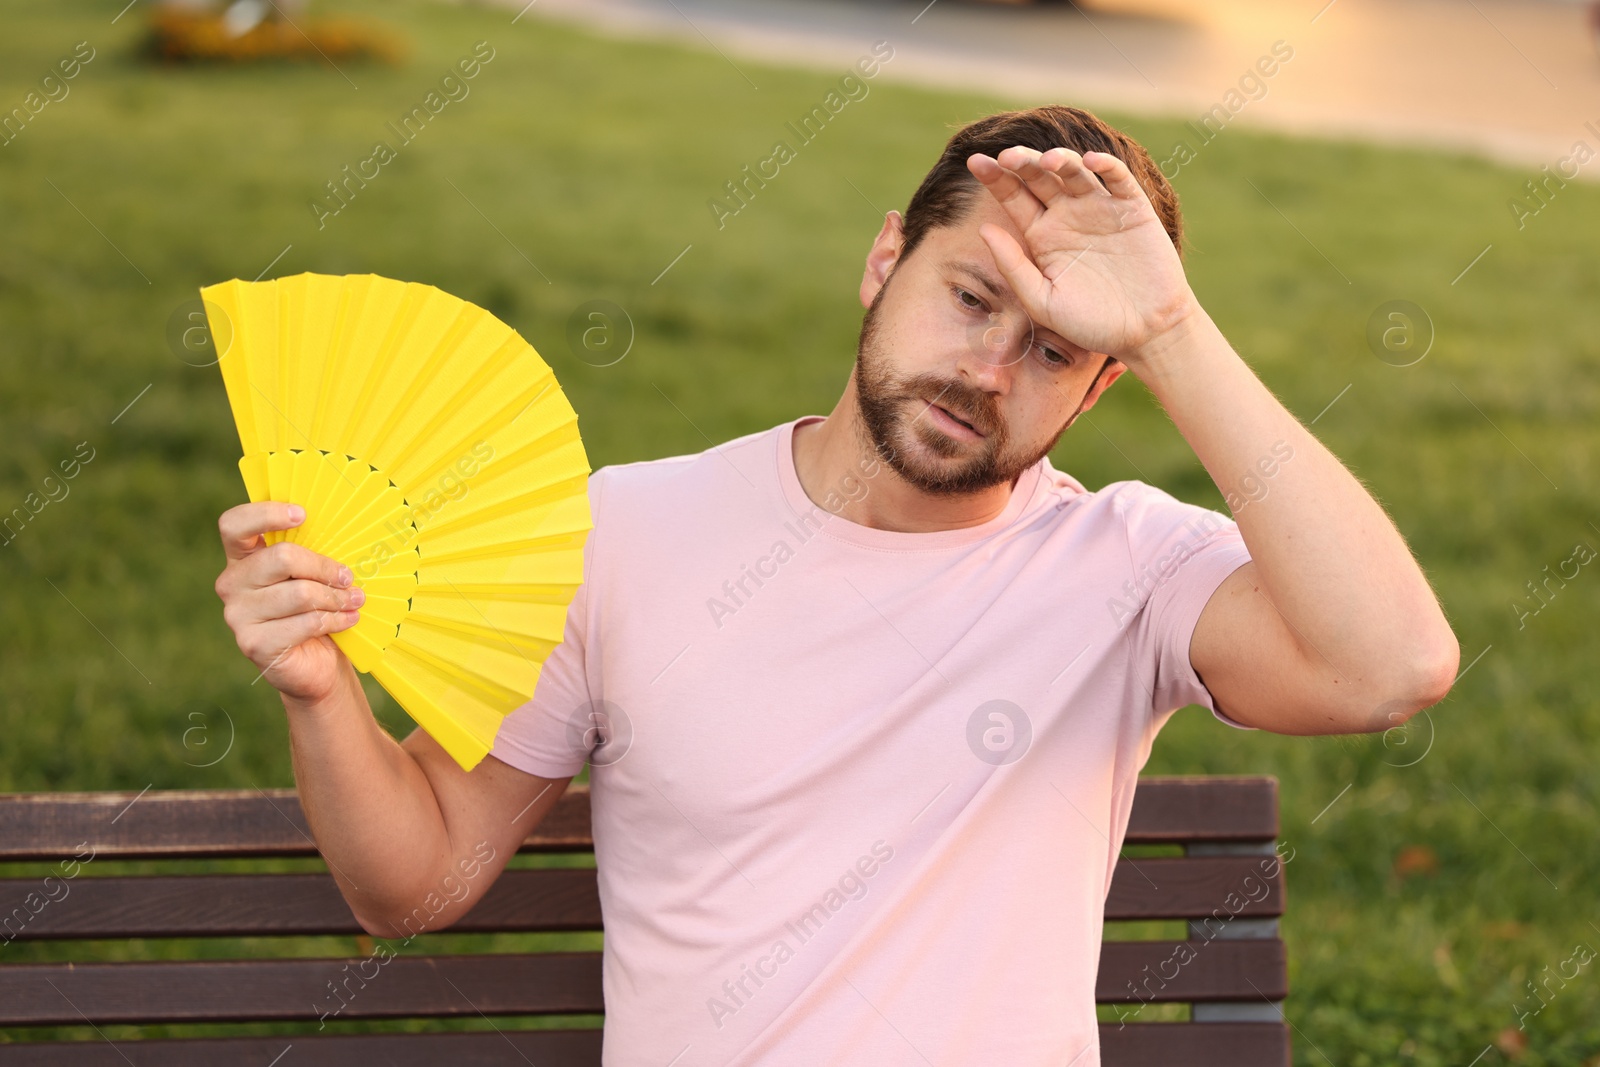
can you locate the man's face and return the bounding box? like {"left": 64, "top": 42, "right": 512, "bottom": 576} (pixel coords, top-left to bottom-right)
{"left": 853, "top": 192, "right": 1123, "bottom": 496}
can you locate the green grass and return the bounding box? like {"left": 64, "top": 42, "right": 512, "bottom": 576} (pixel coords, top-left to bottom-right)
{"left": 2, "top": 0, "right": 1599, "bottom": 1061}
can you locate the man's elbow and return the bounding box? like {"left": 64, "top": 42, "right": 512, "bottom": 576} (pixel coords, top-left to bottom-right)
{"left": 347, "top": 896, "right": 424, "bottom": 939}
{"left": 348, "top": 890, "right": 473, "bottom": 939}
{"left": 352, "top": 908, "right": 399, "bottom": 939}
{"left": 1379, "top": 629, "right": 1461, "bottom": 726}
{"left": 351, "top": 904, "right": 465, "bottom": 940}
{"left": 1418, "top": 634, "right": 1461, "bottom": 706}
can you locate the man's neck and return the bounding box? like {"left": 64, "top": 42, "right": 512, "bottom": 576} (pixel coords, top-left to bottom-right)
{"left": 791, "top": 389, "right": 1021, "bottom": 534}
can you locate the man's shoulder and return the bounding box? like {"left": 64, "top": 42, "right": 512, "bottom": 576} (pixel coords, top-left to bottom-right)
{"left": 1042, "top": 471, "right": 1235, "bottom": 555}
{"left": 1039, "top": 467, "right": 1180, "bottom": 519}
{"left": 1059, "top": 474, "right": 1216, "bottom": 518}
{"left": 587, "top": 418, "right": 787, "bottom": 506}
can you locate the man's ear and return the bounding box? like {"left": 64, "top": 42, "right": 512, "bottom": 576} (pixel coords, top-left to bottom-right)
{"left": 1077, "top": 357, "right": 1126, "bottom": 414}
{"left": 860, "top": 210, "right": 905, "bottom": 310}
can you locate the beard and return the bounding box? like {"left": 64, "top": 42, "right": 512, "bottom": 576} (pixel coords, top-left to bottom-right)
{"left": 851, "top": 276, "right": 1076, "bottom": 497}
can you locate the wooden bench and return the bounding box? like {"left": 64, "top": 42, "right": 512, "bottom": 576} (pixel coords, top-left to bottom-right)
{"left": 0, "top": 775, "right": 1290, "bottom": 1064}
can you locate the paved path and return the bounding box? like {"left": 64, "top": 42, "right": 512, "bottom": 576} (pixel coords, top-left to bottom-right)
{"left": 510, "top": 0, "right": 1600, "bottom": 176}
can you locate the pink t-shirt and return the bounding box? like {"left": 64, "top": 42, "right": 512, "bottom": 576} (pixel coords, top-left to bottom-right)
{"left": 490, "top": 414, "right": 1254, "bottom": 1066}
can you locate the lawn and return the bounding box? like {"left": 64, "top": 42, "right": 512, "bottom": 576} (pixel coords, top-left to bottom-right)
{"left": 2, "top": 0, "right": 1599, "bottom": 1062}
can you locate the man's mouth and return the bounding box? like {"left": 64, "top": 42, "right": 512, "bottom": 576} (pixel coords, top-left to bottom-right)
{"left": 922, "top": 399, "right": 985, "bottom": 439}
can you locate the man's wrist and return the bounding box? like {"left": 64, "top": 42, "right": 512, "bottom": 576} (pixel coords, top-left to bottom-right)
{"left": 1119, "top": 292, "right": 1214, "bottom": 386}
{"left": 281, "top": 662, "right": 360, "bottom": 721}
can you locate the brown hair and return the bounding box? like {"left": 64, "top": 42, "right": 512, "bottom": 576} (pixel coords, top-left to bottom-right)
{"left": 899, "top": 105, "right": 1184, "bottom": 267}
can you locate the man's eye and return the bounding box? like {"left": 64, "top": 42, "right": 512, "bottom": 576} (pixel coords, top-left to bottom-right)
{"left": 954, "top": 287, "right": 984, "bottom": 310}
{"left": 1035, "top": 342, "right": 1070, "bottom": 366}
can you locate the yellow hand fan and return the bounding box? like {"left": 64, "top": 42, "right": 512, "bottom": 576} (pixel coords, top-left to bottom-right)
{"left": 202, "top": 271, "right": 593, "bottom": 772}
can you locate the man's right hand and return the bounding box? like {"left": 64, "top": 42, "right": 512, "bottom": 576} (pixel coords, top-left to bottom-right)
{"left": 214, "top": 501, "right": 364, "bottom": 705}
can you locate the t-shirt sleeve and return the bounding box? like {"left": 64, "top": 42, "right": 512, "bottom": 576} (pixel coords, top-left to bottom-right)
{"left": 1112, "top": 481, "right": 1256, "bottom": 731}
{"left": 487, "top": 467, "right": 608, "bottom": 778}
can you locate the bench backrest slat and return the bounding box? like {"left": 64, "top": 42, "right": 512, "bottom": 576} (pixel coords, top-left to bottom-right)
{"left": 0, "top": 869, "right": 603, "bottom": 940}
{"left": 0, "top": 1030, "right": 609, "bottom": 1066}
{"left": 0, "top": 788, "right": 594, "bottom": 861}
{"left": 0, "top": 853, "right": 1280, "bottom": 941}
{"left": 0, "top": 938, "right": 1286, "bottom": 1027}
{"left": 0, "top": 954, "right": 605, "bottom": 1026}
{"left": 1096, "top": 939, "right": 1288, "bottom": 1003}
{"left": 0, "top": 777, "right": 1277, "bottom": 861}
{"left": 1106, "top": 854, "right": 1284, "bottom": 921}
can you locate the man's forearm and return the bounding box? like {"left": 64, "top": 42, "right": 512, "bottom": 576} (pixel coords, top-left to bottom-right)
{"left": 1130, "top": 298, "right": 1459, "bottom": 702}
{"left": 281, "top": 659, "right": 453, "bottom": 932}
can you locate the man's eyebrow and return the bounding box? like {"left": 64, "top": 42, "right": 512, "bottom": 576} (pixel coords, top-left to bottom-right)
{"left": 942, "top": 259, "right": 1010, "bottom": 301}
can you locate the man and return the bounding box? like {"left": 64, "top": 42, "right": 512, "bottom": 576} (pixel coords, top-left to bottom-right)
{"left": 214, "top": 105, "right": 1458, "bottom": 1064}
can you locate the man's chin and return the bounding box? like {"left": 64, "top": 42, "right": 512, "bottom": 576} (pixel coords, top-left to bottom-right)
{"left": 883, "top": 430, "right": 1012, "bottom": 495}
{"left": 911, "top": 428, "right": 963, "bottom": 461}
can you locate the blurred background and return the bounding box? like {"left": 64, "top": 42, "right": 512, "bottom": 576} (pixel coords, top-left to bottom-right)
{"left": 1, "top": 0, "right": 1598, "bottom": 1061}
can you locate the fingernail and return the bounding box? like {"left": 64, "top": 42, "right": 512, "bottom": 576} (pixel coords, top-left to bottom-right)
{"left": 350, "top": 587, "right": 366, "bottom": 607}
{"left": 337, "top": 566, "right": 352, "bottom": 587}
{"left": 288, "top": 504, "right": 306, "bottom": 524}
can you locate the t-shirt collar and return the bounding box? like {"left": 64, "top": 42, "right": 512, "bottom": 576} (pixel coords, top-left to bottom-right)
{"left": 776, "top": 414, "right": 1048, "bottom": 550}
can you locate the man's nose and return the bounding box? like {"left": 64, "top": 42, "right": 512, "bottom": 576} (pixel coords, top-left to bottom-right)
{"left": 959, "top": 310, "right": 1026, "bottom": 391}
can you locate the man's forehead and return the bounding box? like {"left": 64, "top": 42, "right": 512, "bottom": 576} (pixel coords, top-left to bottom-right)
{"left": 919, "top": 198, "right": 1022, "bottom": 291}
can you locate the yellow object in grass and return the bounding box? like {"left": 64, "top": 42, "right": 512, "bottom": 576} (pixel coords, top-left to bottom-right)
{"left": 203, "top": 272, "right": 593, "bottom": 772}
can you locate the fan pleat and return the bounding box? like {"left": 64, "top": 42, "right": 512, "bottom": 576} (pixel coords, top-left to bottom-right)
{"left": 416, "top": 582, "right": 576, "bottom": 604}
{"left": 424, "top": 467, "right": 587, "bottom": 548}
{"left": 335, "top": 624, "right": 387, "bottom": 674}
{"left": 376, "top": 310, "right": 508, "bottom": 480}
{"left": 386, "top": 333, "right": 529, "bottom": 484}
{"left": 239, "top": 282, "right": 281, "bottom": 453}
{"left": 300, "top": 275, "right": 350, "bottom": 447}
{"left": 355, "top": 593, "right": 410, "bottom": 632}
{"left": 202, "top": 272, "right": 592, "bottom": 772}
{"left": 380, "top": 640, "right": 527, "bottom": 729}
{"left": 237, "top": 451, "right": 269, "bottom": 504}
{"left": 449, "top": 418, "right": 582, "bottom": 503}
{"left": 340, "top": 280, "right": 422, "bottom": 463}
{"left": 374, "top": 651, "right": 507, "bottom": 761}
{"left": 281, "top": 276, "right": 318, "bottom": 450}
{"left": 409, "top": 590, "right": 567, "bottom": 647}
{"left": 308, "top": 277, "right": 350, "bottom": 445}
{"left": 325, "top": 465, "right": 411, "bottom": 561}
{"left": 484, "top": 387, "right": 580, "bottom": 471}
{"left": 312, "top": 459, "right": 387, "bottom": 555}
{"left": 421, "top": 533, "right": 586, "bottom": 579}
{"left": 386, "top": 630, "right": 537, "bottom": 720}
{"left": 322, "top": 477, "right": 410, "bottom": 562}
{"left": 359, "top": 573, "right": 424, "bottom": 599}
{"left": 298, "top": 453, "right": 346, "bottom": 551}
{"left": 212, "top": 282, "right": 258, "bottom": 454}
{"left": 275, "top": 282, "right": 300, "bottom": 450}
{"left": 268, "top": 451, "right": 298, "bottom": 524}
{"left": 350, "top": 287, "right": 461, "bottom": 471}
